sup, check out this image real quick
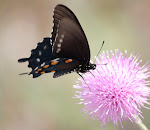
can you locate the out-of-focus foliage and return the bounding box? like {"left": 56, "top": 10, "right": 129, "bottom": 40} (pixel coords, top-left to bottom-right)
{"left": 0, "top": 0, "right": 150, "bottom": 130}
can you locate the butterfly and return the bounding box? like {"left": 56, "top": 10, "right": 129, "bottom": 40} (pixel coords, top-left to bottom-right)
{"left": 18, "top": 4, "right": 96, "bottom": 78}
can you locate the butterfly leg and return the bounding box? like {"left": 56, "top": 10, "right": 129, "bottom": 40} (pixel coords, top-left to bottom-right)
{"left": 88, "top": 71, "right": 95, "bottom": 77}
{"left": 77, "top": 72, "right": 91, "bottom": 92}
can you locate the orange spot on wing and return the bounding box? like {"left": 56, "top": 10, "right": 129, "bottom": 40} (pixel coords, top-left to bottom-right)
{"left": 51, "top": 70, "right": 55, "bottom": 72}
{"left": 36, "top": 68, "right": 42, "bottom": 72}
{"left": 51, "top": 61, "right": 58, "bottom": 65}
{"left": 41, "top": 71, "right": 45, "bottom": 74}
{"left": 65, "top": 59, "right": 73, "bottom": 63}
{"left": 43, "top": 65, "right": 49, "bottom": 68}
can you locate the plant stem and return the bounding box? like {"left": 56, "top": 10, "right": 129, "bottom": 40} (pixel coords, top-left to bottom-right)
{"left": 134, "top": 116, "right": 149, "bottom": 130}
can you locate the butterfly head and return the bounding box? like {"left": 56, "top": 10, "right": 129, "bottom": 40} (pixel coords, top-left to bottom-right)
{"left": 78, "top": 63, "right": 96, "bottom": 73}
{"left": 88, "top": 63, "right": 96, "bottom": 70}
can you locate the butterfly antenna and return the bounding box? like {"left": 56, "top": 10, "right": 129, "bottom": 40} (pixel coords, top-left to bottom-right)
{"left": 96, "top": 63, "right": 107, "bottom": 65}
{"left": 77, "top": 72, "right": 91, "bottom": 92}
{"left": 94, "top": 41, "right": 105, "bottom": 64}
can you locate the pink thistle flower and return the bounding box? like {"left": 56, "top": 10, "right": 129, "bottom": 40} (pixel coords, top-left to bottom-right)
{"left": 74, "top": 49, "right": 150, "bottom": 128}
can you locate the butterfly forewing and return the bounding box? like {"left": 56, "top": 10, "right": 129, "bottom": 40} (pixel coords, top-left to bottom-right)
{"left": 53, "top": 18, "right": 90, "bottom": 65}
{"left": 51, "top": 5, "right": 88, "bottom": 48}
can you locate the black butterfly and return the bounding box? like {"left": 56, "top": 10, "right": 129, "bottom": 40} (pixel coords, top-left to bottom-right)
{"left": 18, "top": 4, "right": 96, "bottom": 78}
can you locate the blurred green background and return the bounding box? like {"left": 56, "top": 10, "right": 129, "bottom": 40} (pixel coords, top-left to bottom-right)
{"left": 1, "top": 0, "right": 150, "bottom": 130}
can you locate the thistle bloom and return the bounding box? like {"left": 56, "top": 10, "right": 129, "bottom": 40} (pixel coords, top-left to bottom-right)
{"left": 74, "top": 49, "right": 150, "bottom": 128}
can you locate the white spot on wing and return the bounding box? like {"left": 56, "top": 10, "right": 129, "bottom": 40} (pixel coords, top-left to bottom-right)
{"left": 59, "top": 39, "right": 63, "bottom": 43}
{"left": 55, "top": 33, "right": 58, "bottom": 42}
{"left": 50, "top": 39, "right": 52, "bottom": 44}
{"left": 34, "top": 67, "right": 38, "bottom": 70}
{"left": 56, "top": 48, "right": 61, "bottom": 53}
{"left": 51, "top": 58, "right": 60, "bottom": 62}
{"left": 37, "top": 58, "right": 40, "bottom": 62}
{"left": 57, "top": 43, "right": 61, "bottom": 47}
{"left": 44, "top": 45, "right": 47, "bottom": 50}
{"left": 52, "top": 33, "right": 58, "bottom": 52}
{"left": 41, "top": 62, "right": 45, "bottom": 67}
{"left": 39, "top": 51, "right": 42, "bottom": 56}
{"left": 61, "top": 34, "right": 64, "bottom": 38}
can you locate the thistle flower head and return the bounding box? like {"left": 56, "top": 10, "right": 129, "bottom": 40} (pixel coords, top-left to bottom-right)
{"left": 74, "top": 49, "right": 150, "bottom": 128}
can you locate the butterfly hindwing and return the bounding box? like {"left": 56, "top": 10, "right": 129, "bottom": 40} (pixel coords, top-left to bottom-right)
{"left": 30, "top": 58, "right": 79, "bottom": 78}
{"left": 18, "top": 37, "right": 57, "bottom": 70}
{"left": 53, "top": 70, "right": 72, "bottom": 78}
{"left": 53, "top": 58, "right": 80, "bottom": 78}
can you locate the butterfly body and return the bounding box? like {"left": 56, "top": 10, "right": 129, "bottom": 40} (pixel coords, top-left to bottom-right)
{"left": 18, "top": 4, "right": 96, "bottom": 78}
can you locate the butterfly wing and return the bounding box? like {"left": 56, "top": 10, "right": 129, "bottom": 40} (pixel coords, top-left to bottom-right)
{"left": 18, "top": 38, "right": 57, "bottom": 70}
{"left": 52, "top": 18, "right": 90, "bottom": 67}
{"left": 51, "top": 4, "right": 85, "bottom": 44}
{"left": 30, "top": 58, "right": 79, "bottom": 78}
{"left": 18, "top": 34, "right": 80, "bottom": 78}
